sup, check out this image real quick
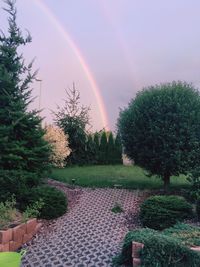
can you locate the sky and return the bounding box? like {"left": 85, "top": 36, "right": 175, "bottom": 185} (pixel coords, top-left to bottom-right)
{"left": 1, "top": 0, "right": 200, "bottom": 131}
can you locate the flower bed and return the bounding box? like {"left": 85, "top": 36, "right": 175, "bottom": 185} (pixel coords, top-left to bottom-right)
{"left": 0, "top": 218, "right": 42, "bottom": 252}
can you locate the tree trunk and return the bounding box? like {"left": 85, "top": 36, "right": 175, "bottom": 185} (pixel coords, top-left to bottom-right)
{"left": 164, "top": 174, "right": 170, "bottom": 192}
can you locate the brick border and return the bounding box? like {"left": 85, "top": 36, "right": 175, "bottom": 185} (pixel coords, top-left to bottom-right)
{"left": 132, "top": 241, "right": 144, "bottom": 267}
{"left": 0, "top": 219, "right": 42, "bottom": 252}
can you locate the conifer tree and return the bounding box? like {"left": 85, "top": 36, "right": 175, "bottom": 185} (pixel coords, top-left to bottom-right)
{"left": 93, "top": 132, "right": 100, "bottom": 164}
{"left": 99, "top": 131, "right": 108, "bottom": 164}
{"left": 85, "top": 134, "right": 96, "bottom": 164}
{"left": 114, "top": 133, "right": 122, "bottom": 164}
{"left": 107, "top": 132, "right": 115, "bottom": 164}
{"left": 54, "top": 84, "right": 90, "bottom": 165}
{"left": 0, "top": 0, "right": 50, "bottom": 201}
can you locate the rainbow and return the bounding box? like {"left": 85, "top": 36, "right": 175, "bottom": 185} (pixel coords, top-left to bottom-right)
{"left": 34, "top": 0, "right": 110, "bottom": 130}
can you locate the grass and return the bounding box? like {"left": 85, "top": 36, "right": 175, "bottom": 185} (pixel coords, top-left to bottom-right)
{"left": 49, "top": 165, "right": 190, "bottom": 190}
{"left": 111, "top": 203, "right": 124, "bottom": 213}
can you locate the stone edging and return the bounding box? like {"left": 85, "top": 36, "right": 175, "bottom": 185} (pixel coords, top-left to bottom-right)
{"left": 0, "top": 218, "right": 42, "bottom": 252}
{"left": 132, "top": 241, "right": 143, "bottom": 267}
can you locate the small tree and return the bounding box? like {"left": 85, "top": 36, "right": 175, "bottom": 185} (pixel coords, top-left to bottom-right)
{"left": 118, "top": 81, "right": 200, "bottom": 190}
{"left": 54, "top": 83, "right": 90, "bottom": 165}
{"left": 44, "top": 125, "right": 71, "bottom": 168}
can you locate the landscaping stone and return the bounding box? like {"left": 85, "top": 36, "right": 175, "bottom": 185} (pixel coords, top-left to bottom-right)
{"left": 26, "top": 219, "right": 37, "bottom": 234}
{"left": 13, "top": 223, "right": 26, "bottom": 242}
{"left": 22, "top": 180, "right": 143, "bottom": 267}
{"left": 0, "top": 219, "right": 42, "bottom": 252}
{"left": 0, "top": 228, "right": 12, "bottom": 244}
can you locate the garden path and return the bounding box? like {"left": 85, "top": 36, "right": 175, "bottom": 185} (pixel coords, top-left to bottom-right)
{"left": 22, "top": 180, "right": 142, "bottom": 267}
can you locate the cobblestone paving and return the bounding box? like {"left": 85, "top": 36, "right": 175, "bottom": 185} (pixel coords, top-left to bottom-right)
{"left": 22, "top": 184, "right": 142, "bottom": 267}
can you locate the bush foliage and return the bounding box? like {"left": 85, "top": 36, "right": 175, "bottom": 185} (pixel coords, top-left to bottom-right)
{"left": 140, "top": 195, "right": 193, "bottom": 230}
{"left": 114, "top": 227, "right": 200, "bottom": 267}
{"left": 27, "top": 186, "right": 67, "bottom": 220}
{"left": 163, "top": 223, "right": 200, "bottom": 247}
{"left": 118, "top": 81, "right": 200, "bottom": 190}
{"left": 44, "top": 125, "right": 71, "bottom": 168}
{"left": 141, "top": 234, "right": 200, "bottom": 267}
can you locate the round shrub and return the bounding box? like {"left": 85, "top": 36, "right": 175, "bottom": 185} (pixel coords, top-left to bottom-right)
{"left": 140, "top": 195, "right": 193, "bottom": 230}
{"left": 29, "top": 186, "right": 67, "bottom": 219}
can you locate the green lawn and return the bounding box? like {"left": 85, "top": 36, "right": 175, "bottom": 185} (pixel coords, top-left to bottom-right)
{"left": 49, "top": 165, "right": 190, "bottom": 190}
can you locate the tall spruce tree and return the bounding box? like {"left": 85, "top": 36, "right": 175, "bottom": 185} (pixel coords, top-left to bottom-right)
{"left": 0, "top": 0, "right": 50, "bottom": 201}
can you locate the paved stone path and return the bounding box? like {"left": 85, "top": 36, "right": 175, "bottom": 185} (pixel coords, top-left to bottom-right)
{"left": 22, "top": 182, "right": 142, "bottom": 267}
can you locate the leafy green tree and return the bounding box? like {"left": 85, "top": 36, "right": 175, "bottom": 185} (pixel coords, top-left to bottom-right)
{"left": 118, "top": 81, "right": 200, "bottom": 190}
{"left": 0, "top": 0, "right": 50, "bottom": 201}
{"left": 99, "top": 131, "right": 108, "bottom": 164}
{"left": 54, "top": 84, "right": 90, "bottom": 165}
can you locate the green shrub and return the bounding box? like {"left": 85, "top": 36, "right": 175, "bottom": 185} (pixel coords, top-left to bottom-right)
{"left": 140, "top": 195, "right": 193, "bottom": 230}
{"left": 0, "top": 197, "right": 17, "bottom": 229}
{"left": 114, "top": 228, "right": 200, "bottom": 267}
{"left": 113, "top": 228, "right": 156, "bottom": 266}
{"left": 27, "top": 186, "right": 67, "bottom": 219}
{"left": 141, "top": 234, "right": 200, "bottom": 267}
{"left": 22, "top": 199, "right": 44, "bottom": 222}
{"left": 0, "top": 170, "right": 41, "bottom": 203}
{"left": 163, "top": 223, "right": 200, "bottom": 247}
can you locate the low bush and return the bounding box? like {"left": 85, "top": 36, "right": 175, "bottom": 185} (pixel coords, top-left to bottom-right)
{"left": 113, "top": 228, "right": 157, "bottom": 266}
{"left": 0, "top": 197, "right": 18, "bottom": 229}
{"left": 0, "top": 170, "right": 41, "bottom": 203}
{"left": 163, "top": 223, "right": 200, "bottom": 247}
{"left": 140, "top": 195, "right": 193, "bottom": 230}
{"left": 114, "top": 228, "right": 200, "bottom": 267}
{"left": 141, "top": 234, "right": 200, "bottom": 267}
{"left": 27, "top": 186, "right": 67, "bottom": 219}
{"left": 0, "top": 196, "right": 44, "bottom": 229}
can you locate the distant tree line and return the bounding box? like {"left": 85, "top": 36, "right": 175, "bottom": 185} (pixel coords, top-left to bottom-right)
{"left": 86, "top": 131, "right": 122, "bottom": 165}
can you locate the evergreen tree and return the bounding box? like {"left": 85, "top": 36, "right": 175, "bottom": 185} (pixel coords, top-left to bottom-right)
{"left": 114, "top": 133, "right": 122, "bottom": 164}
{"left": 85, "top": 134, "right": 96, "bottom": 164}
{"left": 93, "top": 132, "right": 100, "bottom": 164}
{"left": 0, "top": 0, "right": 50, "bottom": 201}
{"left": 99, "top": 131, "right": 108, "bottom": 164}
{"left": 107, "top": 132, "right": 115, "bottom": 164}
{"left": 54, "top": 84, "right": 90, "bottom": 165}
